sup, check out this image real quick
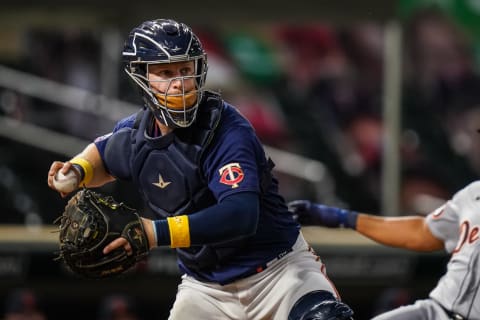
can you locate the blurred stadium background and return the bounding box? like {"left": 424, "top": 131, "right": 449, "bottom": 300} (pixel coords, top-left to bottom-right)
{"left": 1, "top": 0, "right": 480, "bottom": 318}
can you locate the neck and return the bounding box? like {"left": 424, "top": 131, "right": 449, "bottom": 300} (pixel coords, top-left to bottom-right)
{"left": 155, "top": 119, "right": 174, "bottom": 136}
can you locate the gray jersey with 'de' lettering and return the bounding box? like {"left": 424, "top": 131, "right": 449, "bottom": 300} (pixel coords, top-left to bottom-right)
{"left": 426, "top": 180, "right": 480, "bottom": 319}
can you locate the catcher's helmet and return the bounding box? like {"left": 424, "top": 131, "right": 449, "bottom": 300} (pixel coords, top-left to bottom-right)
{"left": 122, "top": 19, "right": 208, "bottom": 128}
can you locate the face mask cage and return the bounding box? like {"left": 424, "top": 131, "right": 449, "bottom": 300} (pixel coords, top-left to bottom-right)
{"left": 125, "top": 56, "right": 207, "bottom": 128}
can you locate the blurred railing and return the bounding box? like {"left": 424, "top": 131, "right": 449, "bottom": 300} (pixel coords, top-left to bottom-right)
{"left": 0, "top": 64, "right": 340, "bottom": 204}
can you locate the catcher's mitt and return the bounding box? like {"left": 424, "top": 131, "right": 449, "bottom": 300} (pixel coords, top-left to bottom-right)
{"left": 55, "top": 189, "right": 149, "bottom": 279}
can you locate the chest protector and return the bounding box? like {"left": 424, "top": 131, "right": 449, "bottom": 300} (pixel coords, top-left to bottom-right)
{"left": 130, "top": 91, "right": 239, "bottom": 271}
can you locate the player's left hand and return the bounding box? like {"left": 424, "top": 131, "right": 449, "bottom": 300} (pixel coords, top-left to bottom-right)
{"left": 103, "top": 217, "right": 156, "bottom": 256}
{"left": 56, "top": 189, "right": 150, "bottom": 278}
{"left": 103, "top": 237, "right": 133, "bottom": 256}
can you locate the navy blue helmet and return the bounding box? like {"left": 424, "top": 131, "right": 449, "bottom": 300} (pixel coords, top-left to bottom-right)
{"left": 122, "top": 19, "right": 208, "bottom": 127}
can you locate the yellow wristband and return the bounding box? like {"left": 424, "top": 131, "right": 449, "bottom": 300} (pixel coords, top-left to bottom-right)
{"left": 167, "top": 215, "right": 191, "bottom": 248}
{"left": 69, "top": 158, "right": 93, "bottom": 186}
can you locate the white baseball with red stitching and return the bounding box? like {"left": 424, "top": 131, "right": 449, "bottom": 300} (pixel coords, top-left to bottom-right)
{"left": 53, "top": 170, "right": 79, "bottom": 193}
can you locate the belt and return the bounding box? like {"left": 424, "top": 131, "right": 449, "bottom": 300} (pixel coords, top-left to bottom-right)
{"left": 237, "top": 244, "right": 295, "bottom": 281}
{"left": 440, "top": 304, "right": 465, "bottom": 320}
{"left": 257, "top": 232, "right": 308, "bottom": 272}
{"left": 238, "top": 233, "right": 305, "bottom": 281}
{"left": 228, "top": 247, "right": 293, "bottom": 283}
{"left": 255, "top": 247, "right": 293, "bottom": 273}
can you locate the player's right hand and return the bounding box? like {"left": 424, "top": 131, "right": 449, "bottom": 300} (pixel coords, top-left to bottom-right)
{"left": 287, "top": 200, "right": 358, "bottom": 229}
{"left": 47, "top": 161, "right": 73, "bottom": 197}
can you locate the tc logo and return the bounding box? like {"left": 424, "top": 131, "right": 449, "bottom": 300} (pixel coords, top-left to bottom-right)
{"left": 219, "top": 163, "right": 244, "bottom": 188}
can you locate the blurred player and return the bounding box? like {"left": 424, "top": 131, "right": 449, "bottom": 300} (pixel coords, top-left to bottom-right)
{"left": 3, "top": 288, "right": 46, "bottom": 320}
{"left": 289, "top": 180, "right": 480, "bottom": 319}
{"left": 97, "top": 294, "right": 139, "bottom": 320}
{"left": 47, "top": 19, "right": 354, "bottom": 319}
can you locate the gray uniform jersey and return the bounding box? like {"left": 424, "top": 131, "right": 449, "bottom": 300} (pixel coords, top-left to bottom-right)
{"left": 426, "top": 180, "right": 480, "bottom": 319}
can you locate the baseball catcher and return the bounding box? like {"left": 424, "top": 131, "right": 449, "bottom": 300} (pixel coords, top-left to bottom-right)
{"left": 55, "top": 189, "right": 150, "bottom": 279}
{"left": 47, "top": 18, "right": 355, "bottom": 319}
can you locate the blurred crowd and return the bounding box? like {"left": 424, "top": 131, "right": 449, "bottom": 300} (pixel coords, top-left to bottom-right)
{"left": 2, "top": 7, "right": 480, "bottom": 224}
{"left": 0, "top": 6, "right": 474, "bottom": 320}
{"left": 1, "top": 288, "right": 141, "bottom": 320}
{"left": 0, "top": 285, "right": 416, "bottom": 320}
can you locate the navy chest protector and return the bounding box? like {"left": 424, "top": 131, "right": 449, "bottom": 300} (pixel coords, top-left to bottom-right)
{"left": 121, "top": 92, "right": 245, "bottom": 271}
{"left": 131, "top": 93, "right": 221, "bottom": 217}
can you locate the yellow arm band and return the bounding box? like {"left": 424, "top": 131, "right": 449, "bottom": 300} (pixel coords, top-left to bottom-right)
{"left": 167, "top": 215, "right": 191, "bottom": 248}
{"left": 69, "top": 157, "right": 94, "bottom": 186}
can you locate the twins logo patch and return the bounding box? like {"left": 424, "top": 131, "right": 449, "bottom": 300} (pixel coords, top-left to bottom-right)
{"left": 219, "top": 163, "right": 244, "bottom": 188}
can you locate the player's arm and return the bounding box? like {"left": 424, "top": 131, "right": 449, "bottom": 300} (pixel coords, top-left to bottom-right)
{"left": 288, "top": 200, "right": 444, "bottom": 251}
{"left": 68, "top": 142, "right": 115, "bottom": 187}
{"left": 105, "top": 191, "right": 259, "bottom": 252}
{"left": 355, "top": 214, "right": 443, "bottom": 251}
{"left": 153, "top": 191, "right": 259, "bottom": 248}
{"left": 48, "top": 143, "right": 114, "bottom": 195}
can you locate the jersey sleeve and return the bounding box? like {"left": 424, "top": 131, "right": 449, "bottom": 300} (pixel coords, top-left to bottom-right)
{"left": 203, "top": 125, "right": 264, "bottom": 202}
{"left": 93, "top": 113, "right": 137, "bottom": 178}
{"left": 94, "top": 113, "right": 137, "bottom": 154}
{"left": 426, "top": 181, "right": 480, "bottom": 253}
{"left": 426, "top": 201, "right": 459, "bottom": 253}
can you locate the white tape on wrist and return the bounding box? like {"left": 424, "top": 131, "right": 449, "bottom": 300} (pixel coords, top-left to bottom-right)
{"left": 151, "top": 220, "right": 158, "bottom": 246}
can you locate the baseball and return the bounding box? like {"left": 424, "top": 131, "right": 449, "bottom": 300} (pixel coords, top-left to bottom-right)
{"left": 53, "top": 170, "right": 79, "bottom": 193}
